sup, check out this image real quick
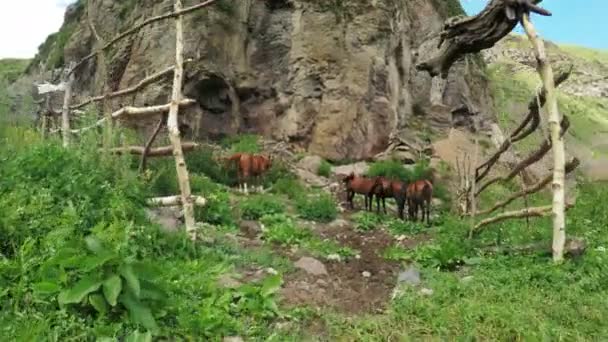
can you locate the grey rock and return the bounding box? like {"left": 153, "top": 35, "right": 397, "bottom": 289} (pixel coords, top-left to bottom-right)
{"left": 397, "top": 266, "right": 421, "bottom": 286}
{"left": 294, "top": 257, "right": 328, "bottom": 276}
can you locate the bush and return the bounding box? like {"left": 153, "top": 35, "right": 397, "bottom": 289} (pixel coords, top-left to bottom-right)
{"left": 221, "top": 134, "right": 261, "bottom": 153}
{"left": 317, "top": 160, "right": 332, "bottom": 177}
{"left": 352, "top": 212, "right": 382, "bottom": 232}
{"left": 240, "top": 194, "right": 285, "bottom": 220}
{"left": 272, "top": 178, "right": 307, "bottom": 200}
{"left": 296, "top": 192, "right": 337, "bottom": 222}
{"left": 191, "top": 175, "right": 235, "bottom": 227}
{"left": 186, "top": 148, "right": 236, "bottom": 186}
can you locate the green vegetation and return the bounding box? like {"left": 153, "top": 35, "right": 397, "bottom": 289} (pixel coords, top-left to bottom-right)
{"left": 317, "top": 159, "right": 332, "bottom": 177}
{"left": 295, "top": 191, "right": 337, "bottom": 222}
{"left": 0, "top": 59, "right": 30, "bottom": 124}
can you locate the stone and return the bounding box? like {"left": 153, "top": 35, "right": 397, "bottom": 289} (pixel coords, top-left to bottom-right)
{"left": 239, "top": 220, "right": 262, "bottom": 237}
{"left": 332, "top": 162, "right": 370, "bottom": 177}
{"left": 419, "top": 288, "right": 434, "bottom": 296}
{"left": 295, "top": 168, "right": 328, "bottom": 187}
{"left": 329, "top": 219, "right": 349, "bottom": 229}
{"left": 223, "top": 337, "right": 244, "bottom": 342}
{"left": 397, "top": 265, "right": 421, "bottom": 286}
{"left": 460, "top": 276, "right": 474, "bottom": 284}
{"left": 297, "top": 155, "right": 324, "bottom": 174}
{"left": 217, "top": 274, "right": 243, "bottom": 289}
{"left": 362, "top": 271, "right": 372, "bottom": 278}
{"left": 294, "top": 257, "right": 328, "bottom": 276}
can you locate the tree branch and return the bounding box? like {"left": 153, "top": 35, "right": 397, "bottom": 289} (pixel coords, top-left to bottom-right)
{"left": 139, "top": 115, "right": 166, "bottom": 172}
{"left": 106, "top": 142, "right": 199, "bottom": 156}
{"left": 69, "top": 61, "right": 193, "bottom": 110}
{"left": 147, "top": 195, "right": 207, "bottom": 207}
{"left": 68, "top": 0, "right": 218, "bottom": 76}
{"left": 416, "top": 0, "right": 551, "bottom": 78}
{"left": 475, "top": 158, "right": 579, "bottom": 216}
{"left": 473, "top": 202, "right": 574, "bottom": 235}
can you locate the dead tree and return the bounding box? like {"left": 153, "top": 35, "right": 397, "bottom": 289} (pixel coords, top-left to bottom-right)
{"left": 416, "top": 0, "right": 551, "bottom": 78}
{"left": 167, "top": 0, "right": 197, "bottom": 241}
{"left": 520, "top": 12, "right": 568, "bottom": 262}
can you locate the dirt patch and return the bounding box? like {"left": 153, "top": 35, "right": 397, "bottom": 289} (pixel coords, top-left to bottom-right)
{"left": 278, "top": 216, "right": 402, "bottom": 315}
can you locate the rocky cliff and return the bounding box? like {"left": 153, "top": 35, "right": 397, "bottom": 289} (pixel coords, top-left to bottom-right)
{"left": 24, "top": 0, "right": 494, "bottom": 162}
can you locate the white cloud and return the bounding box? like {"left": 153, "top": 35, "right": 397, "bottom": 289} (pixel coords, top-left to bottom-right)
{"left": 0, "top": 0, "right": 76, "bottom": 59}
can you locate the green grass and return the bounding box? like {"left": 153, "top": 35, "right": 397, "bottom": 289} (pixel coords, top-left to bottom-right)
{"left": 2, "top": 123, "right": 608, "bottom": 339}
{"left": 317, "top": 159, "right": 332, "bottom": 177}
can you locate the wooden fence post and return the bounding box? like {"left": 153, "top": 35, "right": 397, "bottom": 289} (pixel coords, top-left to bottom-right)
{"left": 521, "top": 13, "right": 567, "bottom": 263}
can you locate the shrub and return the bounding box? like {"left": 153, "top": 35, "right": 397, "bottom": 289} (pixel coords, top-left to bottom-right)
{"left": 366, "top": 160, "right": 411, "bottom": 181}
{"left": 191, "top": 175, "right": 235, "bottom": 227}
{"left": 186, "top": 148, "right": 236, "bottom": 186}
{"left": 240, "top": 194, "right": 285, "bottom": 220}
{"left": 317, "top": 160, "right": 332, "bottom": 177}
{"left": 296, "top": 192, "right": 337, "bottom": 222}
{"left": 272, "top": 178, "right": 307, "bottom": 200}
{"left": 221, "top": 134, "right": 261, "bottom": 154}
{"left": 352, "top": 212, "right": 382, "bottom": 232}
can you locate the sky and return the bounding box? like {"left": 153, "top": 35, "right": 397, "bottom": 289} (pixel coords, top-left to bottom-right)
{"left": 0, "top": 0, "right": 606, "bottom": 59}
{"left": 461, "top": 0, "right": 608, "bottom": 50}
{"left": 0, "top": 0, "right": 75, "bottom": 59}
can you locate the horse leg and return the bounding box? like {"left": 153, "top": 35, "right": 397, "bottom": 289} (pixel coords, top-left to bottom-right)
{"left": 426, "top": 199, "right": 431, "bottom": 225}
{"left": 382, "top": 196, "right": 387, "bottom": 215}
{"left": 375, "top": 194, "right": 380, "bottom": 214}
{"left": 347, "top": 190, "right": 354, "bottom": 210}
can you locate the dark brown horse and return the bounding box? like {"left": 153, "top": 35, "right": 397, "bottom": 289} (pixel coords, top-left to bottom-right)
{"left": 406, "top": 179, "right": 433, "bottom": 224}
{"left": 225, "top": 153, "right": 273, "bottom": 193}
{"left": 342, "top": 172, "right": 382, "bottom": 211}
{"left": 372, "top": 177, "right": 409, "bottom": 219}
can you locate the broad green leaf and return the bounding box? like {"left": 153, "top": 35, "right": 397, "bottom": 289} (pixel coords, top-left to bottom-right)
{"left": 119, "top": 264, "right": 140, "bottom": 298}
{"left": 103, "top": 275, "right": 122, "bottom": 306}
{"left": 119, "top": 291, "right": 158, "bottom": 331}
{"left": 139, "top": 280, "right": 166, "bottom": 301}
{"left": 58, "top": 275, "right": 103, "bottom": 305}
{"left": 125, "top": 330, "right": 152, "bottom": 342}
{"left": 131, "top": 262, "right": 162, "bottom": 281}
{"left": 89, "top": 294, "right": 109, "bottom": 314}
{"left": 32, "top": 282, "right": 60, "bottom": 295}
{"left": 79, "top": 252, "right": 115, "bottom": 272}
{"left": 84, "top": 235, "right": 105, "bottom": 255}
{"left": 260, "top": 274, "right": 283, "bottom": 297}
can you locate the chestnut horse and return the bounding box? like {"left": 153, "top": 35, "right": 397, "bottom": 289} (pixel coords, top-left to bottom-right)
{"left": 225, "top": 153, "right": 273, "bottom": 193}
{"left": 406, "top": 179, "right": 433, "bottom": 224}
{"left": 372, "top": 177, "right": 409, "bottom": 219}
{"left": 342, "top": 172, "right": 382, "bottom": 211}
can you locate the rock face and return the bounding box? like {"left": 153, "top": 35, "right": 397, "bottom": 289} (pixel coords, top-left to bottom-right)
{"left": 25, "top": 0, "right": 494, "bottom": 161}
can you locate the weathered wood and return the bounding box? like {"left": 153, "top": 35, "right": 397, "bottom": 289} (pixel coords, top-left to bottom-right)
{"left": 168, "top": 0, "right": 197, "bottom": 241}
{"left": 521, "top": 12, "right": 568, "bottom": 263}
{"left": 473, "top": 203, "right": 573, "bottom": 234}
{"left": 139, "top": 115, "right": 167, "bottom": 172}
{"left": 147, "top": 195, "right": 207, "bottom": 207}
{"left": 476, "top": 115, "right": 569, "bottom": 196}
{"left": 69, "top": 61, "right": 193, "bottom": 110}
{"left": 68, "top": 0, "right": 218, "bottom": 76}
{"left": 475, "top": 66, "right": 572, "bottom": 183}
{"left": 106, "top": 142, "right": 199, "bottom": 156}
{"left": 475, "top": 158, "right": 579, "bottom": 216}
{"left": 416, "top": 0, "right": 550, "bottom": 78}
{"left": 61, "top": 65, "right": 76, "bottom": 147}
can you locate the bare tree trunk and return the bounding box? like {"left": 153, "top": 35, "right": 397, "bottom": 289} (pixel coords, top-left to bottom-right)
{"left": 521, "top": 13, "right": 567, "bottom": 263}
{"left": 139, "top": 115, "right": 166, "bottom": 172}
{"left": 168, "top": 0, "right": 197, "bottom": 240}
{"left": 61, "top": 68, "right": 75, "bottom": 147}
{"left": 469, "top": 131, "right": 479, "bottom": 238}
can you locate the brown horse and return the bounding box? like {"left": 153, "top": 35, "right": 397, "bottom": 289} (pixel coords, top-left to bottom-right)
{"left": 406, "top": 179, "right": 433, "bottom": 225}
{"left": 225, "top": 153, "right": 272, "bottom": 193}
{"left": 342, "top": 172, "right": 382, "bottom": 211}
{"left": 372, "top": 177, "right": 409, "bottom": 219}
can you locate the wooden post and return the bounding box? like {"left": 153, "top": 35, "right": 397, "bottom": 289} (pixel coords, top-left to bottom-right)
{"left": 469, "top": 130, "right": 479, "bottom": 238}
{"left": 168, "top": 0, "right": 197, "bottom": 240}
{"left": 521, "top": 13, "right": 566, "bottom": 263}
{"left": 61, "top": 64, "right": 76, "bottom": 147}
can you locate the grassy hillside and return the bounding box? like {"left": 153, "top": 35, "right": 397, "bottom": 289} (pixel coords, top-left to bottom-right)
{"left": 0, "top": 59, "right": 31, "bottom": 122}
{"left": 485, "top": 34, "right": 608, "bottom": 178}
{"left": 1, "top": 123, "right": 608, "bottom": 340}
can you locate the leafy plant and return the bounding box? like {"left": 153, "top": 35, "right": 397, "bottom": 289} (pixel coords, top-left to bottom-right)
{"left": 317, "top": 160, "right": 332, "bottom": 177}
{"left": 296, "top": 192, "right": 337, "bottom": 222}
{"left": 51, "top": 236, "right": 165, "bottom": 332}
{"left": 241, "top": 194, "right": 285, "bottom": 220}
{"left": 352, "top": 212, "right": 382, "bottom": 232}
{"left": 272, "top": 178, "right": 307, "bottom": 200}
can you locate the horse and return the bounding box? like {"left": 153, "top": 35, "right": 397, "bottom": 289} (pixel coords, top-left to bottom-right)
{"left": 224, "top": 152, "right": 272, "bottom": 194}
{"left": 406, "top": 179, "right": 433, "bottom": 225}
{"left": 342, "top": 172, "right": 382, "bottom": 211}
{"left": 372, "top": 177, "right": 409, "bottom": 219}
